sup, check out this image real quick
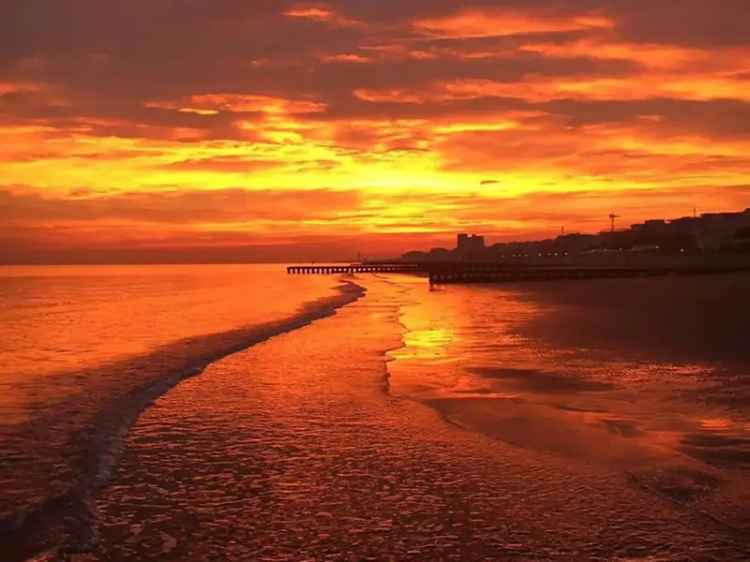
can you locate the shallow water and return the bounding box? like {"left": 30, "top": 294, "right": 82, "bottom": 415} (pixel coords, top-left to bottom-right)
{"left": 0, "top": 264, "right": 342, "bottom": 390}
{"left": 82, "top": 274, "right": 750, "bottom": 561}
{"left": 4, "top": 270, "right": 750, "bottom": 560}
{"left": 0, "top": 265, "right": 356, "bottom": 559}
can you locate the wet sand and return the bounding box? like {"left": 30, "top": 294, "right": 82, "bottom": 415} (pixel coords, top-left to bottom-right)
{"left": 85, "top": 276, "right": 749, "bottom": 561}
{"left": 512, "top": 274, "right": 750, "bottom": 366}
{"left": 390, "top": 274, "right": 750, "bottom": 537}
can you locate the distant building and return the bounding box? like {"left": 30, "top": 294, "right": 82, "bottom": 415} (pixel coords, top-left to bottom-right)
{"left": 456, "top": 233, "right": 485, "bottom": 258}
{"left": 698, "top": 209, "right": 750, "bottom": 250}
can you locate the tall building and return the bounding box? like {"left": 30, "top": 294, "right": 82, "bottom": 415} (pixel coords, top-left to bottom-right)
{"left": 456, "top": 233, "right": 485, "bottom": 259}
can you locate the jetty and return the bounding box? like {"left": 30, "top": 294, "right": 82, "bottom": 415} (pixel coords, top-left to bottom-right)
{"left": 426, "top": 263, "right": 750, "bottom": 284}
{"left": 287, "top": 263, "right": 421, "bottom": 275}
{"left": 287, "top": 261, "right": 750, "bottom": 284}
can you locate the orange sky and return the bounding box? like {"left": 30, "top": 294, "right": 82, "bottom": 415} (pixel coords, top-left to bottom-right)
{"left": 2, "top": 1, "right": 750, "bottom": 262}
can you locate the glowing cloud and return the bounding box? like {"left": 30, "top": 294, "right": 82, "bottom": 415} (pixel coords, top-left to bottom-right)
{"left": 1, "top": 1, "right": 749, "bottom": 261}
{"left": 414, "top": 9, "right": 613, "bottom": 39}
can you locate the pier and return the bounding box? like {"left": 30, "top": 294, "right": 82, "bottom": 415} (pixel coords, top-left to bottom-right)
{"left": 427, "top": 264, "right": 750, "bottom": 284}
{"left": 287, "top": 263, "right": 422, "bottom": 275}
{"left": 287, "top": 261, "right": 750, "bottom": 284}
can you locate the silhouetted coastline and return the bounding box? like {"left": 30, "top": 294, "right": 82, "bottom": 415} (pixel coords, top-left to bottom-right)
{"left": 402, "top": 207, "right": 750, "bottom": 265}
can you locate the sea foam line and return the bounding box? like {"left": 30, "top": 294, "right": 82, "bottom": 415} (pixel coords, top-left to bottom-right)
{"left": 4, "top": 281, "right": 365, "bottom": 562}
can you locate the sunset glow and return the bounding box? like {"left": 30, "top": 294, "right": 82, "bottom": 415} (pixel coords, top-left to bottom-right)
{"left": 2, "top": 1, "right": 750, "bottom": 262}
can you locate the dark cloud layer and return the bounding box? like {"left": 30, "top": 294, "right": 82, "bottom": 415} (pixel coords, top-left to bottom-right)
{"left": 2, "top": 1, "right": 748, "bottom": 141}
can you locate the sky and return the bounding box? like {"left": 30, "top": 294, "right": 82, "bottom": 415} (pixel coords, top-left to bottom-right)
{"left": 2, "top": 0, "right": 750, "bottom": 263}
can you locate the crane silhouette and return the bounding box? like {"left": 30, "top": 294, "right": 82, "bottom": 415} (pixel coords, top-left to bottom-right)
{"left": 609, "top": 213, "right": 620, "bottom": 232}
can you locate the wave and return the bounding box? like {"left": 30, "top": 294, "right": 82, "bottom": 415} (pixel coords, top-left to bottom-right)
{"left": 0, "top": 281, "right": 365, "bottom": 562}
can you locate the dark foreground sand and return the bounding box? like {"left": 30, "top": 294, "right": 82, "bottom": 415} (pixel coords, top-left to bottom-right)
{"left": 513, "top": 273, "right": 750, "bottom": 367}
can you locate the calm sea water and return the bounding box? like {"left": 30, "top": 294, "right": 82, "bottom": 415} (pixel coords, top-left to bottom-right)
{"left": 3, "top": 268, "right": 750, "bottom": 561}
{"left": 0, "top": 265, "right": 359, "bottom": 559}
{"left": 0, "top": 265, "right": 344, "bottom": 389}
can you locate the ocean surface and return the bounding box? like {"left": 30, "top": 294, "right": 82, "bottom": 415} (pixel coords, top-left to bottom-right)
{"left": 2, "top": 266, "right": 750, "bottom": 560}
{"left": 0, "top": 265, "right": 361, "bottom": 560}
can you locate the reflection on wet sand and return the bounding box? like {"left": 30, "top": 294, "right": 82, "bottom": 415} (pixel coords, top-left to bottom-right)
{"left": 389, "top": 275, "right": 750, "bottom": 532}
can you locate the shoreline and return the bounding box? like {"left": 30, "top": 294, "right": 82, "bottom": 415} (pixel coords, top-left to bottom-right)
{"left": 2, "top": 280, "right": 366, "bottom": 562}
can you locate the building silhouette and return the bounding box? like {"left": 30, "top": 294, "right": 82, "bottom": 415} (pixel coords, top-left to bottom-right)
{"left": 456, "top": 233, "right": 485, "bottom": 259}
{"left": 401, "top": 207, "right": 750, "bottom": 263}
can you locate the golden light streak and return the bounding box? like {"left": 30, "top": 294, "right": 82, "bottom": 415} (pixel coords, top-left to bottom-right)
{"left": 520, "top": 41, "right": 711, "bottom": 70}
{"left": 146, "top": 94, "right": 327, "bottom": 114}
{"left": 432, "top": 121, "right": 524, "bottom": 134}
{"left": 177, "top": 108, "right": 220, "bottom": 116}
{"left": 322, "top": 53, "right": 371, "bottom": 64}
{"left": 414, "top": 10, "right": 613, "bottom": 38}
{"left": 283, "top": 5, "right": 362, "bottom": 27}
{"left": 283, "top": 8, "right": 333, "bottom": 20}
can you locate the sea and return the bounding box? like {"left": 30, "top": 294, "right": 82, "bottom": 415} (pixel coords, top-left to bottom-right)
{"left": 1, "top": 265, "right": 749, "bottom": 561}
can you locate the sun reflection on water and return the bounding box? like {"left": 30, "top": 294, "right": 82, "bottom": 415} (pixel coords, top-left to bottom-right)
{"left": 392, "top": 328, "right": 454, "bottom": 360}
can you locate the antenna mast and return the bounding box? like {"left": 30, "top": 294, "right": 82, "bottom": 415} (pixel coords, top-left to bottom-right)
{"left": 608, "top": 213, "right": 620, "bottom": 233}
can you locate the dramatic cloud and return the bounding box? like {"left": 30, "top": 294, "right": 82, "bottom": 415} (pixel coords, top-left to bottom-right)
{"left": 1, "top": 0, "right": 749, "bottom": 261}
